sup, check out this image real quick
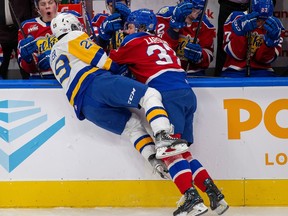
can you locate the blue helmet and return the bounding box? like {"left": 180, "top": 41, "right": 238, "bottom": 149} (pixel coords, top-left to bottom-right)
{"left": 106, "top": 0, "right": 130, "bottom": 7}
{"left": 126, "top": 8, "right": 157, "bottom": 32}
{"left": 252, "top": 0, "right": 273, "bottom": 19}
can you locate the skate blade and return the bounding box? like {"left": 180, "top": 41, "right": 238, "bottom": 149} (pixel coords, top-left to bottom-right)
{"left": 156, "top": 143, "right": 188, "bottom": 159}
{"left": 188, "top": 203, "right": 208, "bottom": 216}
{"left": 214, "top": 199, "right": 229, "bottom": 215}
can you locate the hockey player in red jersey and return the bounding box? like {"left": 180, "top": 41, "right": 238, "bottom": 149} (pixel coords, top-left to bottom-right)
{"left": 156, "top": 0, "right": 216, "bottom": 76}
{"left": 17, "top": 0, "right": 59, "bottom": 79}
{"left": 109, "top": 9, "right": 229, "bottom": 216}
{"left": 92, "top": 0, "right": 131, "bottom": 51}
{"left": 221, "top": 0, "right": 285, "bottom": 77}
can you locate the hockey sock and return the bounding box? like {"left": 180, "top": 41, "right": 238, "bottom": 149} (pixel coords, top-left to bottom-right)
{"left": 182, "top": 151, "right": 211, "bottom": 192}
{"left": 163, "top": 154, "right": 192, "bottom": 194}
{"left": 139, "top": 87, "right": 171, "bottom": 135}
{"left": 122, "top": 113, "right": 156, "bottom": 160}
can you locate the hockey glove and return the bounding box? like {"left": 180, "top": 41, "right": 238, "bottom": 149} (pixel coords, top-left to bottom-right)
{"left": 38, "top": 50, "right": 51, "bottom": 70}
{"left": 232, "top": 11, "right": 259, "bottom": 36}
{"left": 99, "top": 13, "right": 122, "bottom": 41}
{"left": 118, "top": 64, "right": 133, "bottom": 78}
{"left": 193, "top": 0, "right": 205, "bottom": 11}
{"left": 264, "top": 17, "right": 281, "bottom": 40}
{"left": 115, "top": 2, "right": 131, "bottom": 23}
{"left": 170, "top": 2, "right": 193, "bottom": 29}
{"left": 184, "top": 42, "right": 202, "bottom": 63}
{"left": 18, "top": 36, "right": 37, "bottom": 63}
{"left": 264, "top": 35, "right": 280, "bottom": 47}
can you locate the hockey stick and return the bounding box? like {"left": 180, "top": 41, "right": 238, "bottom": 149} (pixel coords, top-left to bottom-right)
{"left": 81, "top": 0, "right": 97, "bottom": 42}
{"left": 192, "top": 0, "right": 208, "bottom": 44}
{"left": 111, "top": 0, "right": 117, "bottom": 49}
{"left": 245, "top": 0, "right": 253, "bottom": 77}
{"left": 8, "top": 0, "right": 42, "bottom": 77}
{"left": 186, "top": 0, "right": 208, "bottom": 71}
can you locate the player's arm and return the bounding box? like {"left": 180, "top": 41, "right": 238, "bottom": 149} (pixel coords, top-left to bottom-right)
{"left": 69, "top": 32, "right": 119, "bottom": 73}
{"left": 254, "top": 16, "right": 284, "bottom": 64}
{"left": 223, "top": 13, "right": 248, "bottom": 61}
{"left": 186, "top": 18, "right": 216, "bottom": 69}
{"left": 17, "top": 25, "right": 38, "bottom": 73}
{"left": 156, "top": 5, "right": 188, "bottom": 51}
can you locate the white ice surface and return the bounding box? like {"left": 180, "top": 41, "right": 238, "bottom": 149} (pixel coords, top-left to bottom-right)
{"left": 0, "top": 207, "right": 288, "bottom": 216}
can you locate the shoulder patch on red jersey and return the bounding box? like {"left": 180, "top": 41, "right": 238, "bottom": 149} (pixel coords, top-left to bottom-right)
{"left": 156, "top": 6, "right": 174, "bottom": 17}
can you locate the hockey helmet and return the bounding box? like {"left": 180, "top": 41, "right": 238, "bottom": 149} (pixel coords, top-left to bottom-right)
{"left": 106, "top": 0, "right": 131, "bottom": 7}
{"left": 252, "top": 0, "right": 273, "bottom": 19}
{"left": 51, "top": 13, "right": 82, "bottom": 38}
{"left": 126, "top": 8, "right": 157, "bottom": 32}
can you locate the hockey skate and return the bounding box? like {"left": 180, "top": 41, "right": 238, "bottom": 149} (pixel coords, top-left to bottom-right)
{"left": 148, "top": 154, "right": 170, "bottom": 179}
{"left": 204, "top": 178, "right": 229, "bottom": 215}
{"left": 155, "top": 130, "right": 188, "bottom": 159}
{"left": 173, "top": 187, "right": 208, "bottom": 216}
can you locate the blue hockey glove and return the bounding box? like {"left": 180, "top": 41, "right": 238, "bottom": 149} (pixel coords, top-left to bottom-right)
{"left": 184, "top": 42, "right": 202, "bottom": 63}
{"left": 170, "top": 2, "right": 193, "bottom": 29}
{"left": 38, "top": 50, "right": 51, "bottom": 70}
{"left": 264, "top": 17, "right": 281, "bottom": 40}
{"left": 99, "top": 13, "right": 122, "bottom": 41}
{"left": 18, "top": 36, "right": 37, "bottom": 63}
{"left": 264, "top": 35, "right": 280, "bottom": 47}
{"left": 119, "top": 64, "right": 133, "bottom": 78}
{"left": 193, "top": 0, "right": 205, "bottom": 11}
{"left": 111, "top": 64, "right": 132, "bottom": 78}
{"left": 115, "top": 2, "right": 131, "bottom": 22}
{"left": 232, "top": 11, "right": 259, "bottom": 36}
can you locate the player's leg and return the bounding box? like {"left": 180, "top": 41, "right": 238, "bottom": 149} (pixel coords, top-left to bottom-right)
{"left": 122, "top": 112, "right": 170, "bottom": 179}
{"left": 178, "top": 92, "right": 229, "bottom": 215}
{"left": 139, "top": 87, "right": 188, "bottom": 159}
{"left": 160, "top": 89, "right": 208, "bottom": 216}
{"left": 89, "top": 74, "right": 188, "bottom": 158}
{"left": 81, "top": 96, "right": 169, "bottom": 179}
{"left": 182, "top": 152, "right": 229, "bottom": 215}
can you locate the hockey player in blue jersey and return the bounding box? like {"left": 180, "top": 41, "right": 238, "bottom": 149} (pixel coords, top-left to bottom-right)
{"left": 49, "top": 13, "right": 190, "bottom": 178}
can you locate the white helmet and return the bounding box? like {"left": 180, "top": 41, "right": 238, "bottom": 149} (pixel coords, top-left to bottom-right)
{"left": 51, "top": 13, "right": 82, "bottom": 38}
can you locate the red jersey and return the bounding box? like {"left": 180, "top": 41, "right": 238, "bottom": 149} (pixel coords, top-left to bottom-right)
{"left": 109, "top": 32, "right": 190, "bottom": 92}
{"left": 223, "top": 11, "right": 284, "bottom": 72}
{"left": 18, "top": 17, "right": 58, "bottom": 75}
{"left": 156, "top": 6, "right": 216, "bottom": 73}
